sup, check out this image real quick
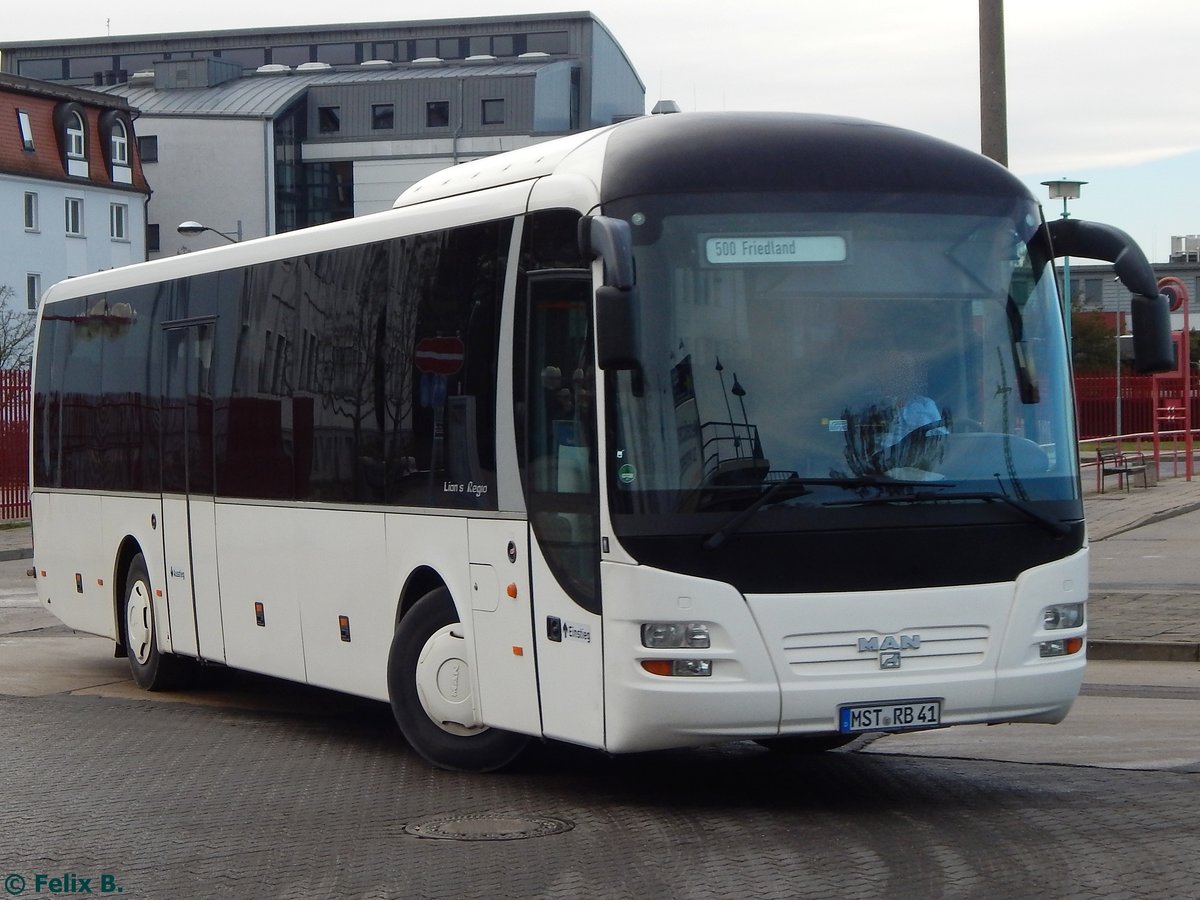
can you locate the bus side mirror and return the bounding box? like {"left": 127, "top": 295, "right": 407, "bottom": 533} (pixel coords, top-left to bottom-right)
{"left": 1047, "top": 218, "right": 1174, "bottom": 373}
{"left": 579, "top": 216, "right": 640, "bottom": 371}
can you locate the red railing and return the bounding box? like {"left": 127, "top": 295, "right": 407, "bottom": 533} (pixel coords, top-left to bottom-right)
{"left": 1074, "top": 373, "right": 1200, "bottom": 440}
{"left": 0, "top": 369, "right": 29, "bottom": 521}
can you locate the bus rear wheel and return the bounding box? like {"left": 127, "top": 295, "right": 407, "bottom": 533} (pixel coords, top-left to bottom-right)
{"left": 387, "top": 586, "right": 529, "bottom": 772}
{"left": 123, "top": 552, "right": 190, "bottom": 691}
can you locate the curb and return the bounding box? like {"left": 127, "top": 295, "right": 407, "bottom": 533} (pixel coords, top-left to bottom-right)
{"left": 0, "top": 548, "right": 33, "bottom": 562}
{"left": 1090, "top": 499, "right": 1200, "bottom": 542}
{"left": 1087, "top": 640, "right": 1200, "bottom": 663}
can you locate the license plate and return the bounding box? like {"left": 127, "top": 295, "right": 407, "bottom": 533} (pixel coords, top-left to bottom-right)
{"left": 839, "top": 699, "right": 941, "bottom": 734}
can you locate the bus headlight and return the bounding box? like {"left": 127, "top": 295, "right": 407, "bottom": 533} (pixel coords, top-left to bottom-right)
{"left": 641, "top": 622, "right": 710, "bottom": 649}
{"left": 1042, "top": 603, "right": 1085, "bottom": 630}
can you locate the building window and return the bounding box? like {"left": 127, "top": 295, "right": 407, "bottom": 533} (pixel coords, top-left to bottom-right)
{"left": 426, "top": 101, "right": 450, "bottom": 128}
{"left": 26, "top": 274, "right": 41, "bottom": 311}
{"left": 23, "top": 192, "right": 38, "bottom": 232}
{"left": 65, "top": 197, "right": 83, "bottom": 236}
{"left": 414, "top": 39, "right": 438, "bottom": 59}
{"left": 481, "top": 98, "right": 505, "bottom": 125}
{"left": 527, "top": 31, "right": 569, "bottom": 54}
{"left": 16, "top": 110, "right": 34, "bottom": 151}
{"left": 110, "top": 203, "right": 128, "bottom": 240}
{"left": 137, "top": 135, "right": 158, "bottom": 162}
{"left": 66, "top": 111, "right": 86, "bottom": 158}
{"left": 438, "top": 38, "right": 464, "bottom": 60}
{"left": 316, "top": 43, "right": 356, "bottom": 65}
{"left": 370, "top": 41, "right": 397, "bottom": 62}
{"left": 110, "top": 119, "right": 128, "bottom": 166}
{"left": 271, "top": 45, "right": 312, "bottom": 67}
{"left": 371, "top": 103, "right": 394, "bottom": 130}
{"left": 318, "top": 106, "right": 341, "bottom": 134}
{"left": 146, "top": 223, "right": 160, "bottom": 253}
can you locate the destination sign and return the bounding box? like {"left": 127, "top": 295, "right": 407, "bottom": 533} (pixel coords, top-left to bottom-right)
{"left": 704, "top": 234, "right": 846, "bottom": 265}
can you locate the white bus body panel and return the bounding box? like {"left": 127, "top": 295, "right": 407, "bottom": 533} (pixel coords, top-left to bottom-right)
{"left": 530, "top": 539, "right": 605, "bottom": 749}
{"left": 33, "top": 492, "right": 166, "bottom": 647}
{"left": 33, "top": 492, "right": 110, "bottom": 639}
{"left": 467, "top": 517, "right": 541, "bottom": 736}
{"left": 600, "top": 551, "right": 1087, "bottom": 753}
{"left": 214, "top": 504, "right": 309, "bottom": 684}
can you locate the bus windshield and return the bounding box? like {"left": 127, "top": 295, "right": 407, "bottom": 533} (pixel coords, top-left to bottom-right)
{"left": 604, "top": 190, "right": 1078, "bottom": 535}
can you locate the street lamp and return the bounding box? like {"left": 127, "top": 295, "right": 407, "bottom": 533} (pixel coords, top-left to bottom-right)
{"left": 177, "top": 219, "right": 243, "bottom": 244}
{"left": 1042, "top": 179, "right": 1087, "bottom": 355}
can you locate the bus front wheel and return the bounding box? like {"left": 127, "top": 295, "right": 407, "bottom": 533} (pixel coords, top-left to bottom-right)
{"left": 387, "top": 587, "right": 528, "bottom": 772}
{"left": 122, "top": 553, "right": 189, "bottom": 691}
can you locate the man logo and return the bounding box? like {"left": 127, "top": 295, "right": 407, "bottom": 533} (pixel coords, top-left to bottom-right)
{"left": 857, "top": 634, "right": 921, "bottom": 653}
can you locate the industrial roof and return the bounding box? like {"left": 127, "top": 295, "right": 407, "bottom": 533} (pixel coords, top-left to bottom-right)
{"left": 99, "top": 61, "right": 558, "bottom": 118}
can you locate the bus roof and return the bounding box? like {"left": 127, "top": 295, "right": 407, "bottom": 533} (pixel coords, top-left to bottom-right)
{"left": 395, "top": 111, "right": 1032, "bottom": 211}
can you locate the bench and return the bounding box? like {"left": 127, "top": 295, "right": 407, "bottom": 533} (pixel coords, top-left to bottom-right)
{"left": 1097, "top": 448, "right": 1148, "bottom": 492}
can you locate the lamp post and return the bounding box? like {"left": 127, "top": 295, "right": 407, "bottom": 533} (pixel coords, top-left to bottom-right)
{"left": 1042, "top": 179, "right": 1086, "bottom": 357}
{"left": 177, "top": 219, "right": 243, "bottom": 244}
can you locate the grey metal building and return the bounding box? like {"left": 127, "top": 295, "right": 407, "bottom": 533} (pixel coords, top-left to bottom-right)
{"left": 0, "top": 13, "right": 645, "bottom": 256}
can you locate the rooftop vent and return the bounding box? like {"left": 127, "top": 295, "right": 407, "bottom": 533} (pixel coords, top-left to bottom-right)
{"left": 518, "top": 51, "right": 551, "bottom": 59}
{"left": 651, "top": 99, "right": 682, "bottom": 115}
{"left": 360, "top": 59, "right": 392, "bottom": 68}
{"left": 466, "top": 54, "right": 498, "bottom": 63}
{"left": 256, "top": 64, "right": 291, "bottom": 75}
{"left": 295, "top": 61, "right": 333, "bottom": 72}
{"left": 412, "top": 57, "right": 444, "bottom": 65}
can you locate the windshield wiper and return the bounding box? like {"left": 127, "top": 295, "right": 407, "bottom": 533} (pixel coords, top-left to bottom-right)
{"left": 702, "top": 475, "right": 810, "bottom": 550}
{"left": 822, "top": 489, "right": 1072, "bottom": 536}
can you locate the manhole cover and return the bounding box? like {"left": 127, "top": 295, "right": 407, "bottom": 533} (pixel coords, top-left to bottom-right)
{"left": 404, "top": 814, "right": 574, "bottom": 841}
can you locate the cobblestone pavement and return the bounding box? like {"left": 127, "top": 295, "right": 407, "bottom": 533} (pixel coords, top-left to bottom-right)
{"left": 1, "top": 686, "right": 1198, "bottom": 900}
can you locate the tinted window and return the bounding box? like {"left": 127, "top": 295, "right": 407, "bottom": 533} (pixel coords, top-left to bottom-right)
{"left": 33, "top": 220, "right": 512, "bottom": 512}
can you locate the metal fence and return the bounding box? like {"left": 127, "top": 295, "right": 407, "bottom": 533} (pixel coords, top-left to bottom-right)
{"left": 0, "top": 369, "right": 29, "bottom": 521}
{"left": 1074, "top": 373, "right": 1200, "bottom": 440}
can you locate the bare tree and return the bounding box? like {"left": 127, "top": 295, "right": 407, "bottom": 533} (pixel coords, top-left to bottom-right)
{"left": 0, "top": 286, "right": 36, "bottom": 370}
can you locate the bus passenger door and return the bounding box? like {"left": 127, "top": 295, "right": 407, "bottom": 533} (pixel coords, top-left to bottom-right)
{"left": 519, "top": 272, "right": 605, "bottom": 749}
{"left": 160, "top": 322, "right": 224, "bottom": 662}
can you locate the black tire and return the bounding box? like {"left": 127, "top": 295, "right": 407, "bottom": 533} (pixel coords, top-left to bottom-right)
{"left": 754, "top": 733, "right": 859, "bottom": 753}
{"left": 387, "top": 586, "right": 529, "bottom": 772}
{"left": 122, "top": 552, "right": 190, "bottom": 691}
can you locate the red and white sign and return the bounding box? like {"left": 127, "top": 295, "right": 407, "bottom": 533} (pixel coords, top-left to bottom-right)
{"left": 415, "top": 336, "right": 465, "bottom": 375}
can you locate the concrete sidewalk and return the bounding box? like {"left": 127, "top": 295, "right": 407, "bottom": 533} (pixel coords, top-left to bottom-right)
{"left": 5, "top": 473, "right": 1200, "bottom": 661}
{"left": 1083, "top": 463, "right": 1200, "bottom": 662}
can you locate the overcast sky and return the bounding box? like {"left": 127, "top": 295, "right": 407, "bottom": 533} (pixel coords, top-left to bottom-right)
{"left": 6, "top": 0, "right": 1199, "bottom": 261}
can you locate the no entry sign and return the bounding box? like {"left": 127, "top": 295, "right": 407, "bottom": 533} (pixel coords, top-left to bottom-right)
{"left": 415, "top": 336, "right": 464, "bottom": 375}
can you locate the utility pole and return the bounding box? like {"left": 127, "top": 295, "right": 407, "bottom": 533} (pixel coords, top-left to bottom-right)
{"left": 979, "top": 0, "right": 1008, "bottom": 166}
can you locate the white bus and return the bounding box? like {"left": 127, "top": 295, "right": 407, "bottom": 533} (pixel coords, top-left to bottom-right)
{"left": 31, "top": 112, "right": 1172, "bottom": 771}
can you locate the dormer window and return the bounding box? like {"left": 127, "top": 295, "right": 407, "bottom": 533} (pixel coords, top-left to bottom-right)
{"left": 100, "top": 109, "right": 135, "bottom": 184}
{"left": 111, "top": 118, "right": 128, "bottom": 166}
{"left": 65, "top": 110, "right": 88, "bottom": 176}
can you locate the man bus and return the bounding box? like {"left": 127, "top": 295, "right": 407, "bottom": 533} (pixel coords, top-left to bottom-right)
{"left": 30, "top": 112, "right": 1172, "bottom": 771}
